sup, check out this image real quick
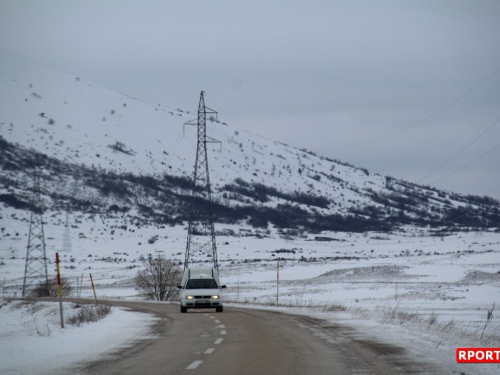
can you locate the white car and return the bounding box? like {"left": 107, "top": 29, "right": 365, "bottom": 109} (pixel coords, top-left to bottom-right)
{"left": 178, "top": 267, "right": 226, "bottom": 313}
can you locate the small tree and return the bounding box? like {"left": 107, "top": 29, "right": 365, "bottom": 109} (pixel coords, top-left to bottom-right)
{"left": 134, "top": 256, "right": 182, "bottom": 301}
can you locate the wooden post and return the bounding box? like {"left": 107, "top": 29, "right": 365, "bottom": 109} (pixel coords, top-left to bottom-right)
{"left": 90, "top": 273, "right": 98, "bottom": 306}
{"left": 55, "top": 253, "right": 64, "bottom": 328}
{"left": 78, "top": 273, "right": 83, "bottom": 299}
{"left": 277, "top": 261, "right": 280, "bottom": 306}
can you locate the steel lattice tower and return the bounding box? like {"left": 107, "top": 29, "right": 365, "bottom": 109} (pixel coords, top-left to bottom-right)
{"left": 62, "top": 210, "right": 72, "bottom": 253}
{"left": 184, "top": 91, "right": 220, "bottom": 270}
{"left": 22, "top": 168, "right": 49, "bottom": 296}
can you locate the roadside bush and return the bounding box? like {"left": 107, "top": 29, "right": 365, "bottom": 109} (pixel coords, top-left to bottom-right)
{"left": 134, "top": 256, "right": 182, "bottom": 301}
{"left": 66, "top": 304, "right": 112, "bottom": 327}
{"left": 381, "top": 303, "right": 420, "bottom": 325}
{"left": 30, "top": 278, "right": 73, "bottom": 298}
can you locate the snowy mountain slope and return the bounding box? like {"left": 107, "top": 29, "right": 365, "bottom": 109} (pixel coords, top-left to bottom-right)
{"left": 1, "top": 49, "right": 499, "bottom": 231}
{"left": 1, "top": 51, "right": 499, "bottom": 375}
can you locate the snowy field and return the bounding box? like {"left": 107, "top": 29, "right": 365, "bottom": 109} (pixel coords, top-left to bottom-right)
{"left": 1, "top": 206, "right": 499, "bottom": 374}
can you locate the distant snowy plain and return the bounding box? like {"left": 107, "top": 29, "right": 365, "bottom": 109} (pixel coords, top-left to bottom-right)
{"left": 1, "top": 207, "right": 499, "bottom": 374}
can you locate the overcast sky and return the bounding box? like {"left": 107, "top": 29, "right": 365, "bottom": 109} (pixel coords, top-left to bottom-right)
{"left": 1, "top": 0, "right": 499, "bottom": 198}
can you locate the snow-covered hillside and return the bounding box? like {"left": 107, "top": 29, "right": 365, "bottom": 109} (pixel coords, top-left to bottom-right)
{"left": 0, "top": 48, "right": 375, "bottom": 193}
{"left": 1, "top": 49, "right": 499, "bottom": 233}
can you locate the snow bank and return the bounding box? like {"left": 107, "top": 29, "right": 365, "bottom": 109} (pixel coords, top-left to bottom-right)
{"left": 0, "top": 300, "right": 158, "bottom": 375}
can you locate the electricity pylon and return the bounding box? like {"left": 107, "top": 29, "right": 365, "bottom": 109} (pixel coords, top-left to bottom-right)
{"left": 62, "top": 210, "right": 72, "bottom": 253}
{"left": 22, "top": 168, "right": 49, "bottom": 296}
{"left": 184, "top": 91, "right": 220, "bottom": 270}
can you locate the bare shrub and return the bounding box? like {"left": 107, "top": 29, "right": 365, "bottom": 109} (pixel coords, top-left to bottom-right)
{"left": 378, "top": 305, "right": 500, "bottom": 348}
{"left": 66, "top": 304, "right": 112, "bottom": 327}
{"left": 23, "top": 316, "right": 52, "bottom": 337}
{"left": 34, "top": 317, "right": 52, "bottom": 337}
{"left": 480, "top": 302, "right": 495, "bottom": 339}
{"left": 107, "top": 141, "right": 135, "bottom": 156}
{"left": 479, "top": 322, "right": 500, "bottom": 344}
{"left": 134, "top": 256, "right": 182, "bottom": 301}
{"left": 439, "top": 319, "right": 455, "bottom": 333}
{"left": 427, "top": 312, "right": 438, "bottom": 326}
{"left": 381, "top": 303, "right": 420, "bottom": 325}
{"left": 225, "top": 297, "right": 346, "bottom": 312}
{"left": 321, "top": 303, "right": 347, "bottom": 312}
{"left": 29, "top": 278, "right": 73, "bottom": 298}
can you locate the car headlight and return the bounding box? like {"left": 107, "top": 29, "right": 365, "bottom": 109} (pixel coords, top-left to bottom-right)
{"left": 186, "top": 295, "right": 194, "bottom": 300}
{"left": 212, "top": 295, "right": 219, "bottom": 299}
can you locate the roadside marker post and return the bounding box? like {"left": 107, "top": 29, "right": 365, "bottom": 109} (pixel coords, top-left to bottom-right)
{"left": 277, "top": 261, "right": 280, "bottom": 306}
{"left": 55, "top": 252, "right": 64, "bottom": 328}
{"left": 78, "top": 273, "right": 83, "bottom": 299}
{"left": 90, "top": 273, "right": 98, "bottom": 306}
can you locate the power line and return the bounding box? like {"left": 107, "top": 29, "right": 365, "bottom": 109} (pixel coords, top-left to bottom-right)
{"left": 204, "top": 93, "right": 275, "bottom": 144}
{"left": 313, "top": 65, "right": 500, "bottom": 151}
{"left": 197, "top": 101, "right": 500, "bottom": 227}
{"left": 163, "top": 133, "right": 185, "bottom": 168}
{"left": 204, "top": 94, "right": 252, "bottom": 133}
{"left": 417, "top": 114, "right": 500, "bottom": 183}
{"left": 169, "top": 93, "right": 500, "bottom": 229}
{"left": 205, "top": 70, "right": 499, "bottom": 197}
{"left": 428, "top": 142, "right": 500, "bottom": 187}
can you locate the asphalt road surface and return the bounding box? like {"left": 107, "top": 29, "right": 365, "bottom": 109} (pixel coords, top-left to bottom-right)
{"left": 73, "top": 301, "right": 441, "bottom": 375}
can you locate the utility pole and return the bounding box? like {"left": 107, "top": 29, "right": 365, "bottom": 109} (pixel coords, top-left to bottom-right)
{"left": 55, "top": 253, "right": 64, "bottom": 328}
{"left": 184, "top": 91, "right": 220, "bottom": 271}
{"left": 22, "top": 168, "right": 49, "bottom": 297}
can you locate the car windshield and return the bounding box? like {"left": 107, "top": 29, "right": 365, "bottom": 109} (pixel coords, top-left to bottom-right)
{"left": 185, "top": 278, "right": 218, "bottom": 289}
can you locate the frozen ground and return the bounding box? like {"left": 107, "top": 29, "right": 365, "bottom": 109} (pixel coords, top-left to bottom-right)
{"left": 1, "top": 206, "right": 499, "bottom": 374}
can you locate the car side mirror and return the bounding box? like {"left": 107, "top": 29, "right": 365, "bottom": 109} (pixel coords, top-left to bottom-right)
{"left": 177, "top": 285, "right": 182, "bottom": 289}
{"left": 221, "top": 285, "right": 227, "bottom": 289}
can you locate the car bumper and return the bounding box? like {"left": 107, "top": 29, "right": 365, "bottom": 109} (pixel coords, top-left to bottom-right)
{"left": 184, "top": 301, "right": 221, "bottom": 308}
